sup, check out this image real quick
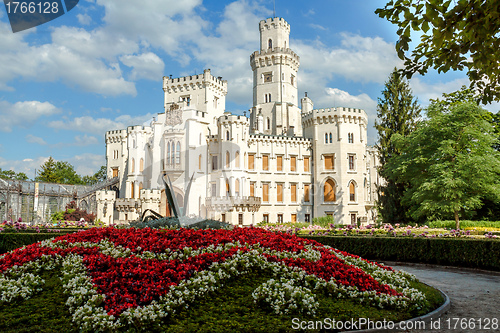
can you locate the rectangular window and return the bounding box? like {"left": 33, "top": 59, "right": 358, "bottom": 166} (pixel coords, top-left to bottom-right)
{"left": 290, "top": 156, "right": 296, "bottom": 172}
{"left": 277, "top": 183, "right": 283, "bottom": 202}
{"left": 182, "top": 95, "right": 191, "bottom": 106}
{"left": 263, "top": 183, "right": 269, "bottom": 202}
{"left": 277, "top": 214, "right": 283, "bottom": 223}
{"left": 248, "top": 154, "right": 255, "bottom": 170}
{"left": 304, "top": 184, "right": 310, "bottom": 202}
{"left": 349, "top": 155, "right": 355, "bottom": 170}
{"left": 351, "top": 213, "right": 357, "bottom": 225}
{"left": 211, "top": 183, "right": 217, "bottom": 197}
{"left": 199, "top": 155, "right": 202, "bottom": 170}
{"left": 304, "top": 157, "right": 310, "bottom": 172}
{"left": 263, "top": 214, "right": 269, "bottom": 223}
{"left": 324, "top": 155, "right": 334, "bottom": 170}
{"left": 291, "top": 184, "right": 297, "bottom": 202}
{"left": 250, "top": 182, "right": 255, "bottom": 197}
{"left": 112, "top": 167, "right": 118, "bottom": 178}
{"left": 263, "top": 155, "right": 269, "bottom": 171}
{"left": 212, "top": 155, "right": 218, "bottom": 171}
{"left": 221, "top": 214, "right": 226, "bottom": 223}
{"left": 291, "top": 214, "right": 297, "bottom": 223}
{"left": 238, "top": 213, "right": 243, "bottom": 225}
{"left": 277, "top": 155, "right": 283, "bottom": 171}
{"left": 305, "top": 214, "right": 310, "bottom": 223}
{"left": 291, "top": 74, "right": 295, "bottom": 86}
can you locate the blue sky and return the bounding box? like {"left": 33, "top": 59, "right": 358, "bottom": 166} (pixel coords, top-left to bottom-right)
{"left": 0, "top": 0, "right": 493, "bottom": 179}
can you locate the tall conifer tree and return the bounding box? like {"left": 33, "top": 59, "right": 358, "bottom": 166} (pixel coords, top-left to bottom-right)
{"left": 375, "top": 69, "right": 421, "bottom": 223}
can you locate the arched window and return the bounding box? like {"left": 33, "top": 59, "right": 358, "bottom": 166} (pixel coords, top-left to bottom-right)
{"left": 226, "top": 179, "right": 230, "bottom": 197}
{"left": 324, "top": 179, "right": 336, "bottom": 202}
{"left": 325, "top": 133, "right": 328, "bottom": 144}
{"left": 268, "top": 94, "right": 271, "bottom": 102}
{"left": 130, "top": 182, "right": 135, "bottom": 198}
{"left": 265, "top": 94, "right": 268, "bottom": 103}
{"left": 171, "top": 142, "right": 175, "bottom": 165}
{"left": 226, "top": 151, "right": 230, "bottom": 168}
{"left": 199, "top": 133, "right": 202, "bottom": 145}
{"left": 284, "top": 41, "right": 286, "bottom": 48}
{"left": 176, "top": 142, "right": 180, "bottom": 164}
{"left": 139, "top": 158, "right": 144, "bottom": 173}
{"left": 139, "top": 182, "right": 143, "bottom": 198}
{"left": 131, "top": 158, "right": 135, "bottom": 173}
{"left": 349, "top": 181, "right": 356, "bottom": 202}
{"left": 226, "top": 131, "right": 230, "bottom": 140}
{"left": 267, "top": 117, "right": 270, "bottom": 130}
{"left": 235, "top": 179, "right": 240, "bottom": 197}
{"left": 268, "top": 38, "right": 273, "bottom": 49}
{"left": 167, "top": 143, "right": 171, "bottom": 165}
{"left": 235, "top": 151, "right": 240, "bottom": 168}
{"left": 329, "top": 133, "right": 332, "bottom": 143}
{"left": 199, "top": 154, "right": 202, "bottom": 170}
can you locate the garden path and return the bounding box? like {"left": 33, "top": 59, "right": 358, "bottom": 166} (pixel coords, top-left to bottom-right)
{"left": 385, "top": 262, "right": 500, "bottom": 333}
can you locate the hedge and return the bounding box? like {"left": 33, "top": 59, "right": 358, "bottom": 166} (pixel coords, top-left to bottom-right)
{"left": 300, "top": 236, "right": 500, "bottom": 271}
{"left": 0, "top": 232, "right": 75, "bottom": 254}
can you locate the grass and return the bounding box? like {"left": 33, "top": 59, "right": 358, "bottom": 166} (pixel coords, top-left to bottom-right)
{"left": 0, "top": 267, "right": 444, "bottom": 333}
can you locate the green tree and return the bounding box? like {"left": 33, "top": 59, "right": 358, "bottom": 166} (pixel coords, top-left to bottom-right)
{"left": 36, "top": 157, "right": 84, "bottom": 185}
{"left": 375, "top": 69, "right": 421, "bottom": 224}
{"left": 386, "top": 101, "right": 500, "bottom": 229}
{"left": 376, "top": 0, "right": 500, "bottom": 104}
{"left": 0, "top": 168, "right": 28, "bottom": 181}
{"left": 81, "top": 166, "right": 107, "bottom": 185}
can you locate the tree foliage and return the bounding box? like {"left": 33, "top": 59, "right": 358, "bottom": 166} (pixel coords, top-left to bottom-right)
{"left": 0, "top": 168, "right": 28, "bottom": 181}
{"left": 375, "top": 69, "right": 421, "bottom": 224}
{"left": 36, "top": 157, "right": 85, "bottom": 185}
{"left": 386, "top": 101, "right": 500, "bottom": 229}
{"left": 82, "top": 166, "right": 107, "bottom": 185}
{"left": 376, "top": 0, "right": 500, "bottom": 104}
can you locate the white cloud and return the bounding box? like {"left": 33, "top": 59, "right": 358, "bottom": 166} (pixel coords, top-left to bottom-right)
{"left": 26, "top": 134, "right": 47, "bottom": 145}
{"left": 70, "top": 153, "right": 104, "bottom": 176}
{"left": 309, "top": 23, "right": 327, "bottom": 31}
{"left": 323, "top": 88, "right": 377, "bottom": 112}
{"left": 0, "top": 100, "right": 61, "bottom": 132}
{"left": 0, "top": 156, "right": 48, "bottom": 179}
{"left": 77, "top": 13, "right": 92, "bottom": 25}
{"left": 0, "top": 154, "right": 104, "bottom": 179}
{"left": 192, "top": 0, "right": 270, "bottom": 105}
{"left": 48, "top": 113, "right": 155, "bottom": 134}
{"left": 73, "top": 134, "right": 99, "bottom": 146}
{"left": 294, "top": 33, "right": 402, "bottom": 86}
{"left": 120, "top": 52, "right": 165, "bottom": 81}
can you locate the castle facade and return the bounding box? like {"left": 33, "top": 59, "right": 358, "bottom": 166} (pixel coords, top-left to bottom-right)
{"left": 97, "top": 17, "right": 381, "bottom": 226}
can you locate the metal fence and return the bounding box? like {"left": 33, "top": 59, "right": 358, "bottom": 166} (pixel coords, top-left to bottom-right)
{"left": 0, "top": 177, "right": 118, "bottom": 224}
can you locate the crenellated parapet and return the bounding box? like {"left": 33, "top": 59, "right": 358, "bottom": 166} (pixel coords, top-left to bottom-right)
{"left": 301, "top": 107, "right": 368, "bottom": 129}
{"left": 218, "top": 114, "right": 249, "bottom": 126}
{"left": 259, "top": 17, "right": 290, "bottom": 32}
{"left": 162, "top": 68, "right": 227, "bottom": 96}
{"left": 250, "top": 48, "right": 300, "bottom": 72}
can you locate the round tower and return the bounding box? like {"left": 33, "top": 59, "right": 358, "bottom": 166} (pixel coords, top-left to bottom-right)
{"left": 250, "top": 17, "right": 301, "bottom": 136}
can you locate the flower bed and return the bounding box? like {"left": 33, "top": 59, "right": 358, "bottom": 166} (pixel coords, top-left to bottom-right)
{"left": 0, "top": 227, "right": 431, "bottom": 331}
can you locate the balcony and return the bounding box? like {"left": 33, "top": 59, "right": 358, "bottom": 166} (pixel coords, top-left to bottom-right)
{"left": 205, "top": 196, "right": 261, "bottom": 212}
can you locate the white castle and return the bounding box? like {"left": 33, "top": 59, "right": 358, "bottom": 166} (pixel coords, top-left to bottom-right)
{"left": 97, "top": 17, "right": 381, "bottom": 226}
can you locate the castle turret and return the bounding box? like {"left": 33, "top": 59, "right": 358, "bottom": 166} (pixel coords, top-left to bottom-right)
{"left": 250, "top": 17, "right": 302, "bottom": 136}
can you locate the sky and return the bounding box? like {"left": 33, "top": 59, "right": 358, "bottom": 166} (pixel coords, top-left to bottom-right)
{"left": 0, "top": 0, "right": 496, "bottom": 179}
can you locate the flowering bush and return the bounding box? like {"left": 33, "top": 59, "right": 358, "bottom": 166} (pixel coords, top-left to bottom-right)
{"left": 0, "top": 227, "right": 429, "bottom": 331}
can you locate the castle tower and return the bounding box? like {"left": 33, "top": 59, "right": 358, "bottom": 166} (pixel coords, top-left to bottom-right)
{"left": 250, "top": 17, "right": 302, "bottom": 136}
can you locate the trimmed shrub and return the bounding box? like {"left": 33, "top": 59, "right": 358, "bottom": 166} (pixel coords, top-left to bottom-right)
{"left": 301, "top": 236, "right": 500, "bottom": 271}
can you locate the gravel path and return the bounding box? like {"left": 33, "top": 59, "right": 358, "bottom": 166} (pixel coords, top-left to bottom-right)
{"left": 383, "top": 262, "right": 500, "bottom": 333}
